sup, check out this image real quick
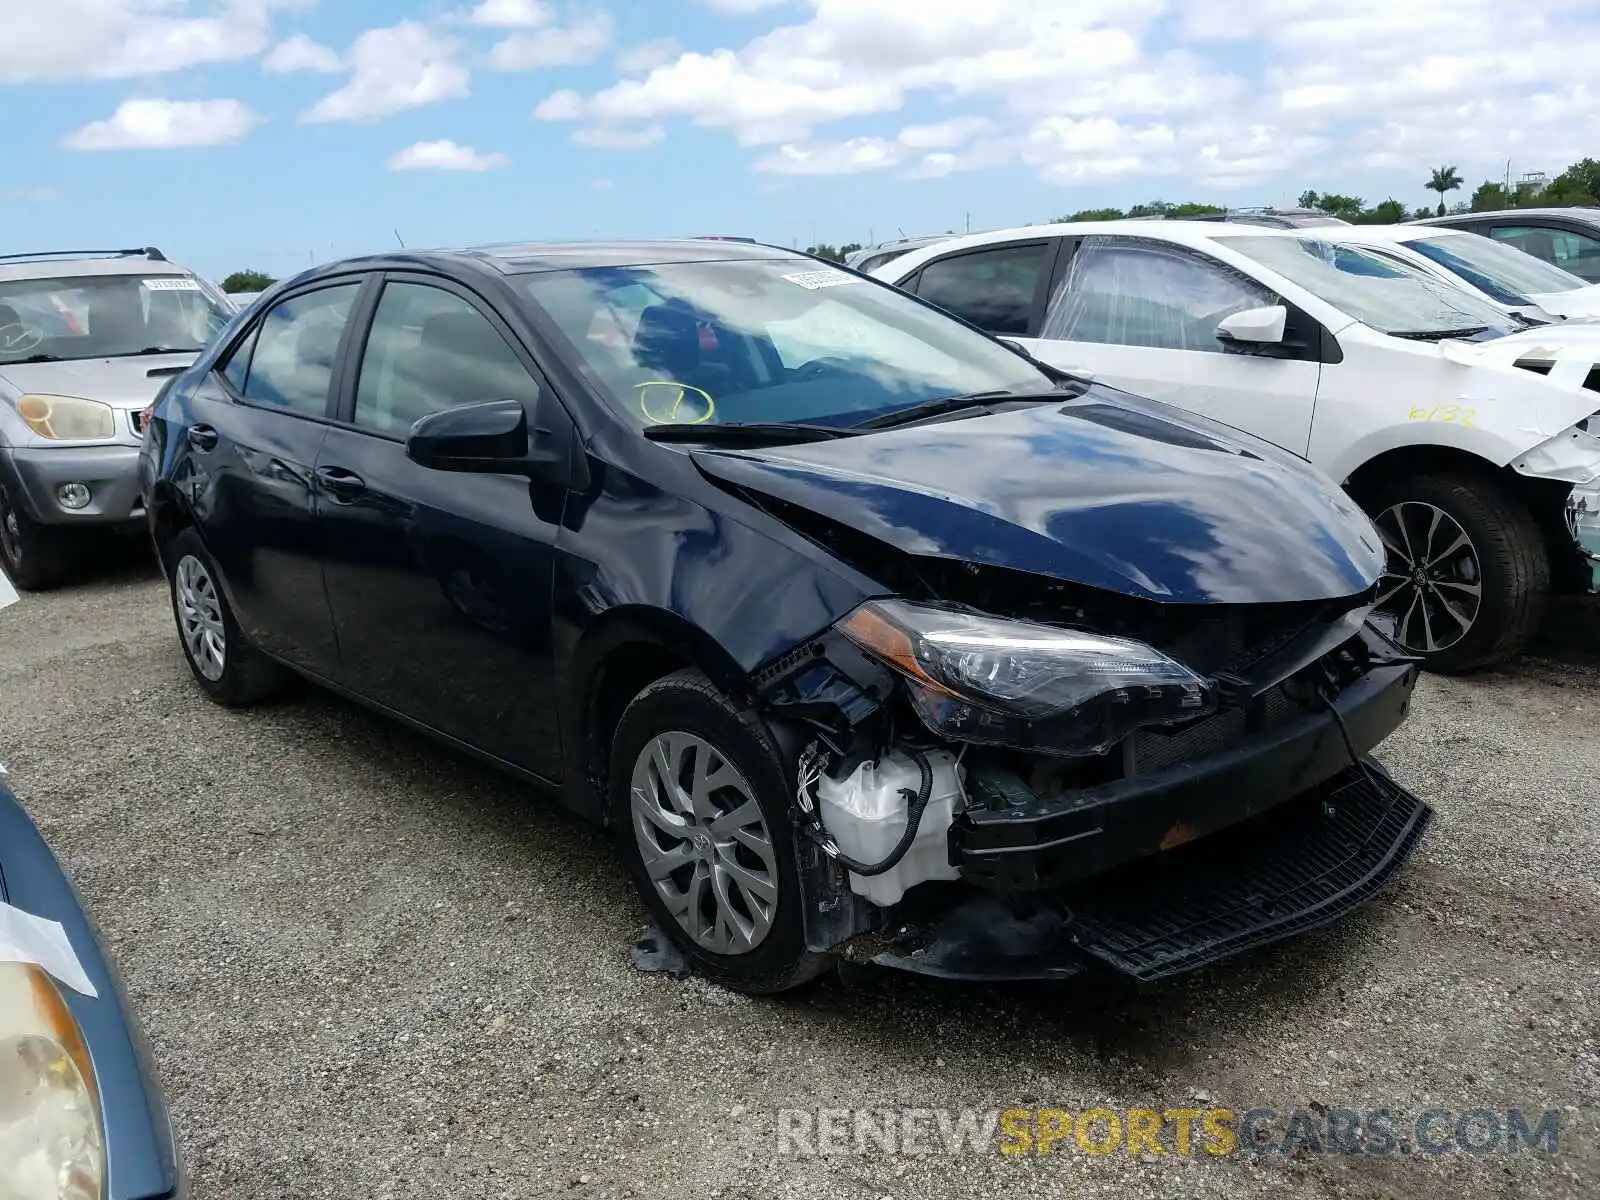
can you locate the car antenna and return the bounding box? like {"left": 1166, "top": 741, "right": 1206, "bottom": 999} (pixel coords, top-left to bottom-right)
{"left": 394, "top": 229, "right": 407, "bottom": 249}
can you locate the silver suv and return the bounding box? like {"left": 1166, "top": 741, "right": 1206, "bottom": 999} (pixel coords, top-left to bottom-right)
{"left": 0, "top": 248, "right": 235, "bottom": 589}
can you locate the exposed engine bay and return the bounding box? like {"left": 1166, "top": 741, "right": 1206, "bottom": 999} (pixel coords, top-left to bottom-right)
{"left": 748, "top": 559, "right": 1431, "bottom": 981}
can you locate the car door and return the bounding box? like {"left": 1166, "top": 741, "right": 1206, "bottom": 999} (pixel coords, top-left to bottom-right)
{"left": 182, "top": 278, "right": 367, "bottom": 674}
{"left": 902, "top": 238, "right": 1064, "bottom": 337}
{"left": 314, "top": 272, "right": 567, "bottom": 777}
{"left": 1020, "top": 236, "right": 1323, "bottom": 457}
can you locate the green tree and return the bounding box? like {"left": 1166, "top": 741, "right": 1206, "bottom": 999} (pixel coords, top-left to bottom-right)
{"left": 1312, "top": 192, "right": 1366, "bottom": 219}
{"left": 1297, "top": 189, "right": 1321, "bottom": 209}
{"left": 1470, "top": 181, "right": 1511, "bottom": 211}
{"left": 221, "top": 269, "right": 276, "bottom": 293}
{"left": 1357, "top": 198, "right": 1407, "bottom": 224}
{"left": 839, "top": 242, "right": 863, "bottom": 258}
{"left": 1057, "top": 207, "right": 1125, "bottom": 221}
{"left": 805, "top": 244, "right": 843, "bottom": 262}
{"left": 1426, "top": 165, "right": 1463, "bottom": 216}
{"left": 1540, "top": 158, "right": 1600, "bottom": 206}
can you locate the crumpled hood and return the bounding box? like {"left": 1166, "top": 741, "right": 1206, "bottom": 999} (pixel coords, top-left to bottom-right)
{"left": 1527, "top": 283, "right": 1600, "bottom": 320}
{"left": 693, "top": 388, "right": 1386, "bottom": 605}
{"left": 0, "top": 352, "right": 196, "bottom": 409}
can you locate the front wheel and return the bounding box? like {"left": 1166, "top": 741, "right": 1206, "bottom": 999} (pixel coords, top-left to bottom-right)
{"left": 161, "top": 526, "right": 288, "bottom": 705}
{"left": 608, "top": 668, "right": 832, "bottom": 994}
{"left": 0, "top": 480, "right": 77, "bottom": 591}
{"left": 1365, "top": 472, "right": 1549, "bottom": 673}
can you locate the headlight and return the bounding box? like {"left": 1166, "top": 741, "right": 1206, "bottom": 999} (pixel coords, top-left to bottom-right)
{"left": 838, "top": 599, "right": 1215, "bottom": 757}
{"left": 0, "top": 962, "right": 105, "bottom": 1200}
{"left": 11, "top": 396, "right": 116, "bottom": 441}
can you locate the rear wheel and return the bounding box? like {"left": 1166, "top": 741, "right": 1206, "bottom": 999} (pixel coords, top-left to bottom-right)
{"left": 162, "top": 526, "right": 287, "bottom": 705}
{"left": 1365, "top": 472, "right": 1548, "bottom": 673}
{"left": 609, "top": 668, "right": 832, "bottom": 994}
{"left": 0, "top": 480, "right": 77, "bottom": 591}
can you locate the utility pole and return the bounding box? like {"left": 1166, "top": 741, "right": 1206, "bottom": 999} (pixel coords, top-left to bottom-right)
{"left": 965, "top": 211, "right": 971, "bottom": 233}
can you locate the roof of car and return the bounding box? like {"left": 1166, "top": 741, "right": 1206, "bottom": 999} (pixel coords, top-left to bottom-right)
{"left": 1411, "top": 207, "right": 1600, "bottom": 225}
{"left": 311, "top": 239, "right": 812, "bottom": 280}
{"left": 868, "top": 219, "right": 1318, "bottom": 276}
{"left": 1310, "top": 224, "right": 1458, "bottom": 245}
{"left": 0, "top": 256, "right": 193, "bottom": 284}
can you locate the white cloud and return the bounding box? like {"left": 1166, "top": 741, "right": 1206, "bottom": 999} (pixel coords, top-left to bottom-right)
{"left": 263, "top": 32, "right": 341, "bottom": 73}
{"left": 754, "top": 116, "right": 992, "bottom": 175}
{"left": 700, "top": 0, "right": 793, "bottom": 11}
{"left": 615, "top": 37, "right": 680, "bottom": 74}
{"left": 532, "top": 88, "right": 585, "bottom": 120}
{"left": 590, "top": 178, "right": 614, "bottom": 189}
{"left": 389, "top": 139, "right": 508, "bottom": 171}
{"left": 572, "top": 123, "right": 664, "bottom": 149}
{"left": 537, "top": 0, "right": 1600, "bottom": 194}
{"left": 467, "top": 0, "right": 550, "bottom": 26}
{"left": 302, "top": 22, "right": 470, "bottom": 123}
{"left": 3, "top": 187, "right": 60, "bottom": 203}
{"left": 63, "top": 98, "right": 261, "bottom": 150}
{"left": 0, "top": 0, "right": 309, "bottom": 82}
{"left": 489, "top": 13, "right": 614, "bottom": 70}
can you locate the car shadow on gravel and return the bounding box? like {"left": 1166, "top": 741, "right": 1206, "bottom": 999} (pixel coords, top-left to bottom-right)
{"left": 276, "top": 675, "right": 1404, "bottom": 1091}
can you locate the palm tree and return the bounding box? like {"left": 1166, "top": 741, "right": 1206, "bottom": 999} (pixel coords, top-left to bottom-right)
{"left": 1427, "top": 165, "right": 1463, "bottom": 216}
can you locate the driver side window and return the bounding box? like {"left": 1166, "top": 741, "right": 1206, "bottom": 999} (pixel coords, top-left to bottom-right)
{"left": 1042, "top": 238, "right": 1276, "bottom": 353}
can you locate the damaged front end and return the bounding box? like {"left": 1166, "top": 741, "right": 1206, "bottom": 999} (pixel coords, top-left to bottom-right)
{"left": 751, "top": 570, "right": 1431, "bottom": 983}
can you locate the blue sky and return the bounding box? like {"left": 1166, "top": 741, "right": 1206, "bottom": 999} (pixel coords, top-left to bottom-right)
{"left": 5, "top": 0, "right": 1597, "bottom": 282}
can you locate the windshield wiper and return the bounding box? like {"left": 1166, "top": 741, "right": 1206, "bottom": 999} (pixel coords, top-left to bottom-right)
{"left": 851, "top": 386, "right": 1069, "bottom": 431}
{"left": 3, "top": 352, "right": 66, "bottom": 363}
{"left": 643, "top": 421, "right": 859, "bottom": 445}
{"left": 1389, "top": 327, "right": 1491, "bottom": 342}
{"left": 127, "top": 346, "right": 197, "bottom": 356}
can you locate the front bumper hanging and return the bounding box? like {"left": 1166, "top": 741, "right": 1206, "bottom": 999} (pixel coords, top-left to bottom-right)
{"left": 859, "top": 763, "right": 1432, "bottom": 982}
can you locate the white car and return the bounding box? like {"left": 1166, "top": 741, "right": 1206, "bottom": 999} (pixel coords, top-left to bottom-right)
{"left": 1315, "top": 224, "right": 1600, "bottom": 322}
{"left": 873, "top": 220, "right": 1600, "bottom": 672}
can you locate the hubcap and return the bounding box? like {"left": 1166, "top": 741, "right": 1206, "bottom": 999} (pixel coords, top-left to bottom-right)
{"left": 174, "top": 554, "right": 227, "bottom": 681}
{"left": 1374, "top": 501, "right": 1483, "bottom": 655}
{"left": 0, "top": 485, "right": 21, "bottom": 568}
{"left": 628, "top": 731, "right": 779, "bottom": 956}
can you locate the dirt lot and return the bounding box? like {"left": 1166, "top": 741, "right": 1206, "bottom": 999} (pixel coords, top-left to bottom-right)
{"left": 1, "top": 558, "right": 1596, "bottom": 1200}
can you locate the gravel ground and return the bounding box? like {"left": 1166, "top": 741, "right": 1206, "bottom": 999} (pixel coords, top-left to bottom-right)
{"left": 1, "top": 556, "right": 1596, "bottom": 1200}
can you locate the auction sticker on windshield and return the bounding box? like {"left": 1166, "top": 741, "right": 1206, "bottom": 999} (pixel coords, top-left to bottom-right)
{"left": 782, "top": 268, "right": 857, "bottom": 291}
{"left": 142, "top": 277, "right": 200, "bottom": 291}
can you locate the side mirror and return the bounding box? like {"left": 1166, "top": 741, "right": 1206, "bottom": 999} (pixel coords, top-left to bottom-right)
{"left": 1216, "top": 304, "right": 1288, "bottom": 346}
{"left": 407, "top": 399, "right": 544, "bottom": 475}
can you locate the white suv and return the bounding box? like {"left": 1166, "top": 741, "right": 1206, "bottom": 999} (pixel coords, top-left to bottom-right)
{"left": 875, "top": 220, "right": 1600, "bottom": 672}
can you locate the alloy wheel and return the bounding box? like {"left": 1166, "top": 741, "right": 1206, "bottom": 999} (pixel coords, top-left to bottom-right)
{"left": 629, "top": 731, "right": 780, "bottom": 956}
{"left": 1374, "top": 501, "right": 1483, "bottom": 654}
{"left": 174, "top": 554, "right": 227, "bottom": 681}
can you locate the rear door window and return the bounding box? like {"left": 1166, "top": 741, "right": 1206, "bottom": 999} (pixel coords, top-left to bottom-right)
{"left": 234, "top": 284, "right": 362, "bottom": 416}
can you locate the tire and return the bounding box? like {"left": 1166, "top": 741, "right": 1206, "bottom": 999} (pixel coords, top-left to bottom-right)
{"left": 1363, "top": 472, "right": 1548, "bottom": 673}
{"left": 160, "top": 526, "right": 288, "bottom": 705}
{"left": 608, "top": 668, "right": 833, "bottom": 994}
{"left": 0, "top": 479, "right": 77, "bottom": 591}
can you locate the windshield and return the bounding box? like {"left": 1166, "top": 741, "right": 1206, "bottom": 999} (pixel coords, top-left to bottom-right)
{"left": 0, "top": 273, "right": 234, "bottom": 364}
{"left": 1398, "top": 234, "right": 1588, "bottom": 305}
{"left": 1217, "top": 235, "right": 1517, "bottom": 336}
{"left": 519, "top": 258, "right": 1051, "bottom": 427}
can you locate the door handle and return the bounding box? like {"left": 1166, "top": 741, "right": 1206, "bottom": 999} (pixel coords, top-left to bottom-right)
{"left": 187, "top": 424, "right": 219, "bottom": 452}
{"left": 314, "top": 465, "right": 367, "bottom": 501}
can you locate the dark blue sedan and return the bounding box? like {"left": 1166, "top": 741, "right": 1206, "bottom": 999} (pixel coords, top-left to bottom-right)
{"left": 0, "top": 776, "right": 184, "bottom": 1199}
{"left": 138, "top": 240, "right": 1431, "bottom": 992}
